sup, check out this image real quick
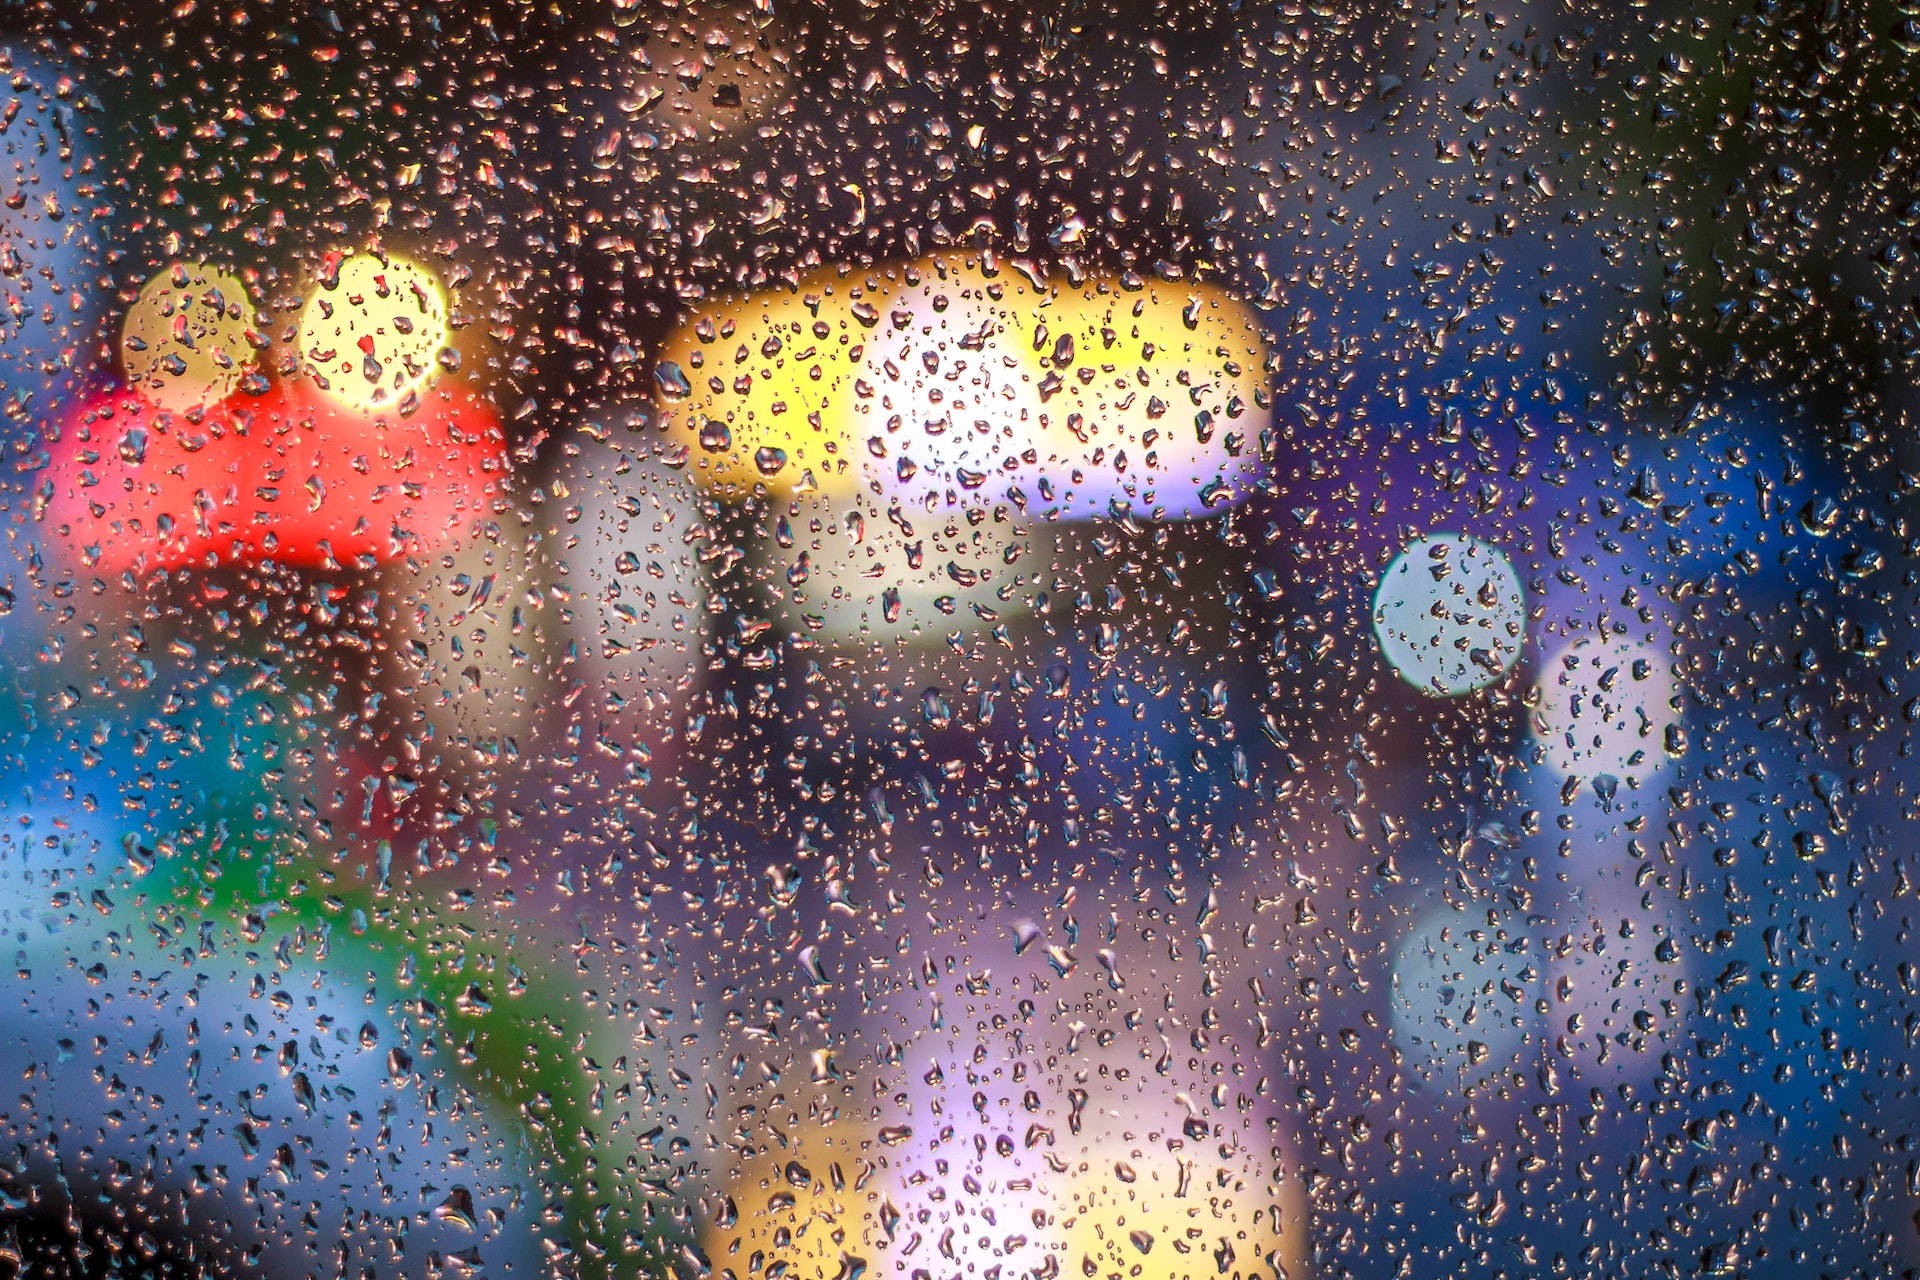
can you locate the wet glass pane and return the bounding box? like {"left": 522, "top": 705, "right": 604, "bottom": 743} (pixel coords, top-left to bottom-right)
{"left": 1, "top": 2, "right": 1916, "bottom": 1277}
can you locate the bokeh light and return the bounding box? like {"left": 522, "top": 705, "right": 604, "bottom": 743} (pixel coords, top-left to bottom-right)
{"left": 660, "top": 258, "right": 1273, "bottom": 520}
{"left": 44, "top": 378, "right": 505, "bottom": 573}
{"left": 657, "top": 264, "right": 871, "bottom": 500}
{"left": 118, "top": 262, "right": 256, "bottom": 412}
{"left": 879, "top": 257, "right": 1273, "bottom": 520}
{"left": 1046, "top": 1139, "right": 1297, "bottom": 1280}
{"left": 1371, "top": 532, "right": 1525, "bottom": 696}
{"left": 1530, "top": 634, "right": 1680, "bottom": 787}
{"left": 701, "top": 1124, "right": 888, "bottom": 1280}
{"left": 297, "top": 252, "right": 451, "bottom": 412}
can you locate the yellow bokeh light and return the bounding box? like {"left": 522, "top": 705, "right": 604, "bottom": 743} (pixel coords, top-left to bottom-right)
{"left": 1054, "top": 1144, "right": 1298, "bottom": 1280}
{"left": 119, "top": 262, "right": 257, "bottom": 412}
{"left": 697, "top": 1072, "right": 1304, "bottom": 1280}
{"left": 661, "top": 256, "right": 1271, "bottom": 516}
{"left": 298, "top": 252, "right": 450, "bottom": 412}
{"left": 878, "top": 255, "right": 1272, "bottom": 518}
{"left": 701, "top": 1124, "right": 890, "bottom": 1280}
{"left": 1034, "top": 279, "right": 1270, "bottom": 516}
{"left": 656, "top": 264, "right": 878, "bottom": 499}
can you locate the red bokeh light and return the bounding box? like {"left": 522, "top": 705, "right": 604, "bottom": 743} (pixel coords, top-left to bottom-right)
{"left": 42, "top": 379, "right": 507, "bottom": 574}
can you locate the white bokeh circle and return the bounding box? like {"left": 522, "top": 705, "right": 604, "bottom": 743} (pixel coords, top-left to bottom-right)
{"left": 1389, "top": 898, "right": 1542, "bottom": 1087}
{"left": 1372, "top": 533, "right": 1525, "bottom": 695}
{"left": 1531, "top": 634, "right": 1679, "bottom": 785}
